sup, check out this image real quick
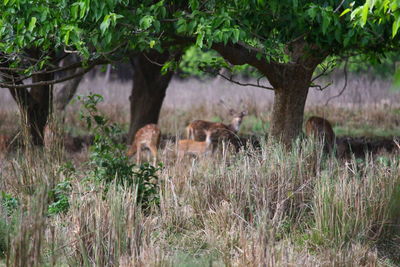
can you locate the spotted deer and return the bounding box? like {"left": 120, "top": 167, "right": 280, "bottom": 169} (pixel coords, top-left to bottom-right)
{"left": 127, "top": 124, "right": 161, "bottom": 164}
{"left": 177, "top": 129, "right": 214, "bottom": 160}
{"left": 305, "top": 116, "right": 336, "bottom": 154}
{"left": 186, "top": 110, "right": 247, "bottom": 150}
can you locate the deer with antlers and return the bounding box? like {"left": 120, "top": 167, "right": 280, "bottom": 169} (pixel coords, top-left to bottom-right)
{"left": 177, "top": 129, "right": 214, "bottom": 160}
{"left": 127, "top": 124, "right": 161, "bottom": 164}
{"left": 305, "top": 116, "right": 336, "bottom": 154}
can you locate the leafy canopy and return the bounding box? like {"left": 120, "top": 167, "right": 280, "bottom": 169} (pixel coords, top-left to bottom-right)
{"left": 0, "top": 0, "right": 398, "bottom": 73}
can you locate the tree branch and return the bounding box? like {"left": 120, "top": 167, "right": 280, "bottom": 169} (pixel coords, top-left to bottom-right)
{"left": 217, "top": 72, "right": 274, "bottom": 90}
{"left": 1, "top": 58, "right": 107, "bottom": 84}
{"left": 325, "top": 59, "right": 349, "bottom": 105}
{"left": 311, "top": 60, "right": 336, "bottom": 82}
{"left": 334, "top": 0, "right": 346, "bottom": 13}
{"left": 0, "top": 64, "right": 96, "bottom": 89}
{"left": 201, "top": 67, "right": 274, "bottom": 90}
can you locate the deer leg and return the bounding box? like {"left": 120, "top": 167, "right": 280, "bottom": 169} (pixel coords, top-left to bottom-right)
{"left": 149, "top": 145, "right": 158, "bottom": 165}
{"left": 136, "top": 144, "right": 141, "bottom": 164}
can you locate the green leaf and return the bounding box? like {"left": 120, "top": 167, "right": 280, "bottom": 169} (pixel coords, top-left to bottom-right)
{"left": 340, "top": 8, "right": 351, "bottom": 17}
{"left": 176, "top": 18, "right": 187, "bottom": 33}
{"left": 140, "top": 15, "right": 153, "bottom": 30}
{"left": 71, "top": 4, "right": 79, "bottom": 20}
{"left": 189, "top": 0, "right": 199, "bottom": 11}
{"left": 100, "top": 15, "right": 111, "bottom": 34}
{"left": 322, "top": 14, "right": 331, "bottom": 35}
{"left": 232, "top": 28, "right": 240, "bottom": 43}
{"left": 361, "top": 3, "right": 370, "bottom": 26}
{"left": 64, "top": 30, "right": 70, "bottom": 45}
{"left": 149, "top": 40, "right": 155, "bottom": 48}
{"left": 307, "top": 6, "right": 317, "bottom": 20}
{"left": 28, "top": 17, "right": 37, "bottom": 32}
{"left": 80, "top": 0, "right": 90, "bottom": 19}
{"left": 196, "top": 32, "right": 204, "bottom": 48}
{"left": 390, "top": 1, "right": 398, "bottom": 11}
{"left": 392, "top": 17, "right": 400, "bottom": 37}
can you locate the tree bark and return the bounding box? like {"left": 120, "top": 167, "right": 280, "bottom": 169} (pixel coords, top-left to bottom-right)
{"left": 265, "top": 60, "right": 316, "bottom": 146}
{"left": 269, "top": 84, "right": 309, "bottom": 146}
{"left": 127, "top": 52, "right": 175, "bottom": 143}
{"left": 54, "top": 55, "right": 83, "bottom": 111}
{"left": 54, "top": 74, "right": 82, "bottom": 111}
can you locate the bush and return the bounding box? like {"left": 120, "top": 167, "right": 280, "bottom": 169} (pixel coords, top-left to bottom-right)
{"left": 78, "top": 93, "right": 160, "bottom": 208}
{"left": 1, "top": 192, "right": 18, "bottom": 216}
{"left": 48, "top": 180, "right": 72, "bottom": 215}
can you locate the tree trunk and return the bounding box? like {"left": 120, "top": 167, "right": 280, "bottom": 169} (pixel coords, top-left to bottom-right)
{"left": 266, "top": 66, "right": 314, "bottom": 147}
{"left": 8, "top": 74, "right": 53, "bottom": 146}
{"left": 54, "top": 75, "right": 82, "bottom": 111}
{"left": 269, "top": 85, "right": 309, "bottom": 146}
{"left": 127, "top": 52, "right": 175, "bottom": 143}
{"left": 54, "top": 55, "right": 83, "bottom": 111}
{"left": 261, "top": 45, "right": 325, "bottom": 147}
{"left": 28, "top": 73, "right": 53, "bottom": 145}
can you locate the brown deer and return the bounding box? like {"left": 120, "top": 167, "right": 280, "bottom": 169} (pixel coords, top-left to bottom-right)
{"left": 127, "top": 124, "right": 161, "bottom": 164}
{"left": 186, "top": 110, "right": 247, "bottom": 151}
{"left": 177, "top": 129, "right": 214, "bottom": 160}
{"left": 305, "top": 116, "right": 336, "bottom": 154}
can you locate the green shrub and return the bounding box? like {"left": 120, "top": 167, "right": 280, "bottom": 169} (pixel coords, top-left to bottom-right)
{"left": 1, "top": 192, "right": 19, "bottom": 216}
{"left": 48, "top": 181, "right": 72, "bottom": 215}
{"left": 78, "top": 93, "right": 160, "bottom": 208}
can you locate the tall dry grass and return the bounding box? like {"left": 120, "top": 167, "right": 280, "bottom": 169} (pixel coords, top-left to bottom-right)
{"left": 0, "top": 133, "right": 399, "bottom": 266}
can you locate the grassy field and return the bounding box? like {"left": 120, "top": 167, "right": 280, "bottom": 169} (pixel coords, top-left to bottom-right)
{"left": 0, "top": 74, "right": 399, "bottom": 266}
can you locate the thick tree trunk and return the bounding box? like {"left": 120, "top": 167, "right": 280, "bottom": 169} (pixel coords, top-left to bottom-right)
{"left": 269, "top": 85, "right": 309, "bottom": 146}
{"left": 260, "top": 46, "right": 325, "bottom": 147}
{"left": 127, "top": 52, "right": 174, "bottom": 143}
{"left": 266, "top": 65, "right": 315, "bottom": 147}
{"left": 28, "top": 73, "right": 53, "bottom": 145}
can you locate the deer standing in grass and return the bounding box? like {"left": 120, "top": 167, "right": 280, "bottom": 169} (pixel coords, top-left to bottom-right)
{"left": 127, "top": 124, "right": 161, "bottom": 164}
{"left": 305, "top": 116, "right": 336, "bottom": 154}
{"left": 186, "top": 110, "right": 247, "bottom": 151}
{"left": 177, "top": 129, "right": 214, "bottom": 160}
